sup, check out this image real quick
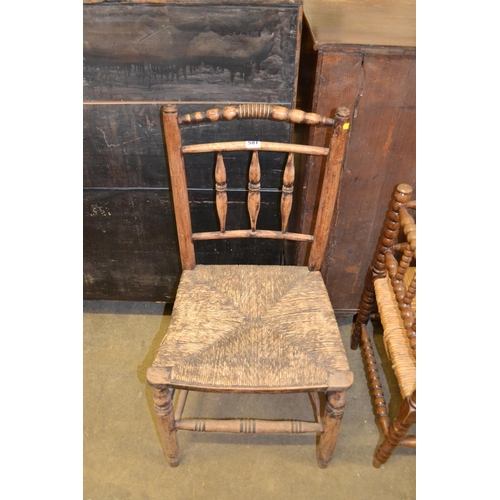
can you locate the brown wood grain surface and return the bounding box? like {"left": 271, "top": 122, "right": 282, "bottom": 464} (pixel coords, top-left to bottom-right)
{"left": 162, "top": 106, "right": 196, "bottom": 270}
{"left": 297, "top": 5, "right": 416, "bottom": 312}
{"left": 303, "top": 0, "right": 415, "bottom": 49}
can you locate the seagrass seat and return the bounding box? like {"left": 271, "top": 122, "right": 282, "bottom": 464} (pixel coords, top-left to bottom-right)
{"left": 150, "top": 265, "right": 350, "bottom": 391}
{"left": 146, "top": 103, "right": 353, "bottom": 468}
{"left": 351, "top": 183, "right": 416, "bottom": 467}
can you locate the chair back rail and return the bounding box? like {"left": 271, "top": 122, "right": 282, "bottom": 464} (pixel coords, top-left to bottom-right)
{"left": 161, "top": 104, "right": 351, "bottom": 272}
{"left": 182, "top": 142, "right": 329, "bottom": 155}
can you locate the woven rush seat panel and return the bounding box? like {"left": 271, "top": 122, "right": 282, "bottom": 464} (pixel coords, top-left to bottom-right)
{"left": 152, "top": 265, "right": 350, "bottom": 391}
{"left": 374, "top": 268, "right": 416, "bottom": 399}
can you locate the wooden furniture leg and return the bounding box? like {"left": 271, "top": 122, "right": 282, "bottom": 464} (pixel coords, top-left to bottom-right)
{"left": 359, "top": 324, "right": 390, "bottom": 434}
{"left": 373, "top": 390, "right": 416, "bottom": 468}
{"left": 351, "top": 269, "right": 377, "bottom": 349}
{"left": 152, "top": 387, "right": 180, "bottom": 467}
{"left": 147, "top": 104, "right": 354, "bottom": 467}
{"left": 316, "top": 389, "right": 347, "bottom": 468}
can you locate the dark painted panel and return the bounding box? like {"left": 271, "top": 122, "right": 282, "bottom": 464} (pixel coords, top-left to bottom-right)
{"left": 83, "top": 103, "right": 293, "bottom": 189}
{"left": 83, "top": 188, "right": 295, "bottom": 300}
{"left": 192, "top": 188, "right": 295, "bottom": 266}
{"left": 83, "top": 2, "right": 303, "bottom": 300}
{"left": 83, "top": 4, "right": 299, "bottom": 102}
{"left": 83, "top": 188, "right": 180, "bottom": 300}
{"left": 83, "top": 103, "right": 166, "bottom": 187}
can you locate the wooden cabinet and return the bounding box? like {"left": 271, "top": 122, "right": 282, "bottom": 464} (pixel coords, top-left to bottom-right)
{"left": 83, "top": 0, "right": 303, "bottom": 300}
{"left": 296, "top": 0, "right": 416, "bottom": 315}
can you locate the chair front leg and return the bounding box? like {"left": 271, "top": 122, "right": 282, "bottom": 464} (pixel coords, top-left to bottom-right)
{"left": 351, "top": 269, "right": 377, "bottom": 350}
{"left": 373, "top": 390, "right": 416, "bottom": 468}
{"left": 316, "top": 389, "right": 347, "bottom": 468}
{"left": 153, "top": 387, "right": 180, "bottom": 467}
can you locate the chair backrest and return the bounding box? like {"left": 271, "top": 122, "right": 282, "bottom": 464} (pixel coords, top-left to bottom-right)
{"left": 374, "top": 183, "right": 416, "bottom": 357}
{"left": 161, "top": 103, "right": 351, "bottom": 272}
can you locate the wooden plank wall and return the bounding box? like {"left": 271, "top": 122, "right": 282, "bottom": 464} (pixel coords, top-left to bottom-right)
{"left": 83, "top": 0, "right": 303, "bottom": 301}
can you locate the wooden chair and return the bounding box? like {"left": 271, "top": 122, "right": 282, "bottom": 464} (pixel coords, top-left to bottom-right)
{"left": 351, "top": 183, "right": 416, "bottom": 467}
{"left": 146, "top": 103, "right": 353, "bottom": 468}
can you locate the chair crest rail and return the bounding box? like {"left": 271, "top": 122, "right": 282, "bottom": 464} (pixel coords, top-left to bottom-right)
{"left": 161, "top": 104, "right": 351, "bottom": 271}
{"left": 178, "top": 104, "right": 336, "bottom": 126}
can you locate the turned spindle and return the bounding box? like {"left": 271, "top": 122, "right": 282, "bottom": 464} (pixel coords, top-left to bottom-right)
{"left": 400, "top": 205, "right": 417, "bottom": 256}
{"left": 351, "top": 183, "right": 413, "bottom": 350}
{"left": 175, "top": 418, "right": 321, "bottom": 434}
{"left": 386, "top": 249, "right": 416, "bottom": 357}
{"left": 405, "top": 273, "right": 416, "bottom": 307}
{"left": 373, "top": 184, "right": 413, "bottom": 279}
{"left": 360, "top": 325, "right": 390, "bottom": 434}
{"left": 373, "top": 390, "right": 416, "bottom": 468}
{"left": 215, "top": 152, "right": 228, "bottom": 233}
{"left": 248, "top": 151, "right": 261, "bottom": 231}
{"left": 281, "top": 153, "right": 295, "bottom": 232}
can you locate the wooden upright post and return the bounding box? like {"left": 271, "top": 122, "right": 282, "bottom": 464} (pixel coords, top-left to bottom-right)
{"left": 162, "top": 105, "right": 196, "bottom": 270}
{"left": 152, "top": 388, "right": 180, "bottom": 467}
{"left": 308, "top": 107, "right": 350, "bottom": 271}
{"left": 317, "top": 389, "right": 347, "bottom": 468}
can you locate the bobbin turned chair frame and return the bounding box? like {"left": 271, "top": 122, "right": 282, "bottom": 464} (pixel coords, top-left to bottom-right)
{"left": 146, "top": 103, "right": 353, "bottom": 468}
{"left": 351, "top": 183, "right": 416, "bottom": 467}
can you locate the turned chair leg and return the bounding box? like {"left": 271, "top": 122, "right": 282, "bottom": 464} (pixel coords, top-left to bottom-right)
{"left": 351, "top": 270, "right": 377, "bottom": 350}
{"left": 316, "top": 389, "right": 347, "bottom": 468}
{"left": 152, "top": 387, "right": 180, "bottom": 467}
{"left": 359, "top": 324, "right": 390, "bottom": 434}
{"left": 373, "top": 390, "right": 416, "bottom": 468}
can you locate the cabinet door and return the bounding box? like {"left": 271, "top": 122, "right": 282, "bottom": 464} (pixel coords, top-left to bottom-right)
{"left": 297, "top": 45, "right": 416, "bottom": 314}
